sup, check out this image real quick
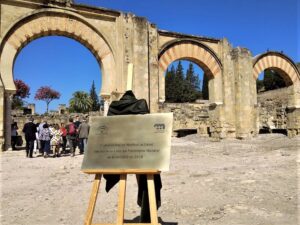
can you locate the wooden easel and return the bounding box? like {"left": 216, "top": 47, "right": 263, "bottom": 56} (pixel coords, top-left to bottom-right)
{"left": 82, "top": 169, "right": 161, "bottom": 225}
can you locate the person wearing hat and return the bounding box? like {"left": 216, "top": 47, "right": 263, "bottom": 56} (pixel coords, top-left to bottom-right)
{"left": 22, "top": 117, "right": 37, "bottom": 158}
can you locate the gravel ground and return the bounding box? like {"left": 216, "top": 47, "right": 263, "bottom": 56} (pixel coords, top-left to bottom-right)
{"left": 1, "top": 133, "right": 299, "bottom": 225}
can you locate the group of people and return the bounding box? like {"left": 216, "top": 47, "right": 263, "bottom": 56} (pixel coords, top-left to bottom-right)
{"left": 20, "top": 116, "right": 90, "bottom": 158}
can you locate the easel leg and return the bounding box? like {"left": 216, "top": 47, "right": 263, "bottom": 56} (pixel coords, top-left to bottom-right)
{"left": 84, "top": 174, "right": 102, "bottom": 225}
{"left": 117, "top": 174, "right": 127, "bottom": 225}
{"left": 147, "top": 174, "right": 159, "bottom": 224}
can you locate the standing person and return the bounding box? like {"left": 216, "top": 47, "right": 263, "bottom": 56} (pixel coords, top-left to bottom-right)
{"left": 50, "top": 124, "right": 62, "bottom": 157}
{"left": 66, "top": 118, "right": 77, "bottom": 157}
{"left": 38, "top": 118, "right": 47, "bottom": 155}
{"left": 11, "top": 121, "right": 18, "bottom": 150}
{"left": 33, "top": 123, "right": 39, "bottom": 154}
{"left": 40, "top": 123, "right": 51, "bottom": 158}
{"left": 60, "top": 123, "right": 67, "bottom": 154}
{"left": 74, "top": 115, "right": 81, "bottom": 151}
{"left": 78, "top": 118, "right": 90, "bottom": 154}
{"left": 22, "top": 117, "right": 37, "bottom": 158}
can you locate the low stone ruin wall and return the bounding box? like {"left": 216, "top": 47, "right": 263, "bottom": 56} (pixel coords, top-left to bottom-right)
{"left": 11, "top": 111, "right": 103, "bottom": 140}
{"left": 12, "top": 88, "right": 290, "bottom": 141}
{"left": 257, "top": 88, "right": 289, "bottom": 131}
{"left": 160, "top": 88, "right": 290, "bottom": 137}
{"left": 159, "top": 101, "right": 211, "bottom": 137}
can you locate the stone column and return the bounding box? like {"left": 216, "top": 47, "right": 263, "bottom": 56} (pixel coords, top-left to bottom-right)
{"left": 28, "top": 104, "right": 35, "bottom": 115}
{"left": 148, "top": 23, "right": 159, "bottom": 113}
{"left": 0, "top": 87, "right": 5, "bottom": 151}
{"left": 286, "top": 106, "right": 300, "bottom": 137}
{"left": 132, "top": 16, "right": 150, "bottom": 103}
{"left": 4, "top": 92, "right": 13, "bottom": 150}
{"left": 101, "top": 94, "right": 111, "bottom": 116}
{"left": 286, "top": 81, "right": 300, "bottom": 137}
{"left": 232, "top": 47, "right": 254, "bottom": 139}
{"left": 220, "top": 38, "right": 237, "bottom": 138}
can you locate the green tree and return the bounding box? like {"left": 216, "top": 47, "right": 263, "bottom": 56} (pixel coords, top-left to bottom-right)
{"left": 202, "top": 73, "right": 209, "bottom": 100}
{"left": 89, "top": 80, "right": 100, "bottom": 111}
{"left": 263, "top": 69, "right": 286, "bottom": 91}
{"left": 165, "top": 65, "right": 176, "bottom": 102}
{"left": 69, "top": 91, "right": 92, "bottom": 113}
{"left": 174, "top": 61, "right": 185, "bottom": 102}
{"left": 184, "top": 62, "right": 201, "bottom": 102}
{"left": 256, "top": 79, "right": 264, "bottom": 93}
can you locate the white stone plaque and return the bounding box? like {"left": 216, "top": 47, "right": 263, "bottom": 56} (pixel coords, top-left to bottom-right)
{"left": 81, "top": 113, "right": 173, "bottom": 171}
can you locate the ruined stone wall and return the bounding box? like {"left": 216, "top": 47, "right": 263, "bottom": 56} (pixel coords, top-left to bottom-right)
{"left": 257, "top": 88, "right": 289, "bottom": 131}
{"left": 159, "top": 102, "right": 211, "bottom": 137}
{"left": 11, "top": 111, "right": 102, "bottom": 142}
{"left": 161, "top": 88, "right": 291, "bottom": 137}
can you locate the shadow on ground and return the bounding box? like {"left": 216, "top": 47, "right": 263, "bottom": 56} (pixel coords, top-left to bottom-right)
{"left": 124, "top": 216, "right": 178, "bottom": 225}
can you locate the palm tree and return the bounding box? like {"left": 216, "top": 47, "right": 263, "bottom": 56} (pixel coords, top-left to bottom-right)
{"left": 69, "top": 91, "right": 92, "bottom": 113}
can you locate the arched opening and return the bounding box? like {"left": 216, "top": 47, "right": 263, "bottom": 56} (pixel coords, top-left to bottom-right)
{"left": 163, "top": 60, "right": 210, "bottom": 137}
{"left": 158, "top": 41, "right": 222, "bottom": 138}
{"left": 253, "top": 52, "right": 300, "bottom": 137}
{"left": 11, "top": 35, "right": 102, "bottom": 150}
{"left": 256, "top": 69, "right": 291, "bottom": 135}
{"left": 0, "top": 11, "right": 116, "bottom": 150}
{"left": 13, "top": 36, "right": 102, "bottom": 114}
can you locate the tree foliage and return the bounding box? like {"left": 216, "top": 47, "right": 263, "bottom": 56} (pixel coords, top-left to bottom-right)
{"left": 257, "top": 69, "right": 286, "bottom": 93}
{"left": 34, "top": 86, "right": 60, "bottom": 113}
{"left": 202, "top": 72, "right": 209, "bottom": 100}
{"left": 12, "top": 79, "right": 30, "bottom": 109}
{"left": 14, "top": 79, "right": 30, "bottom": 98}
{"left": 69, "top": 91, "right": 92, "bottom": 113}
{"left": 165, "top": 61, "right": 202, "bottom": 103}
{"left": 89, "top": 80, "right": 100, "bottom": 111}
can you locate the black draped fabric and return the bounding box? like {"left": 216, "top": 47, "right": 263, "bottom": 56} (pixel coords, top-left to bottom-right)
{"left": 103, "top": 90, "right": 162, "bottom": 221}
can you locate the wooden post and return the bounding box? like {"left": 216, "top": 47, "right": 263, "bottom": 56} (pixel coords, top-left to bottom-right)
{"left": 84, "top": 174, "right": 102, "bottom": 225}
{"left": 82, "top": 170, "right": 161, "bottom": 225}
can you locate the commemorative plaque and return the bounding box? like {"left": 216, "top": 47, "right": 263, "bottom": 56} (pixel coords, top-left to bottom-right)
{"left": 81, "top": 113, "right": 173, "bottom": 171}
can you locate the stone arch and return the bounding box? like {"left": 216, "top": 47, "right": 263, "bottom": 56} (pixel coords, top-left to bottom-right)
{"left": 158, "top": 39, "right": 223, "bottom": 103}
{"left": 253, "top": 51, "right": 300, "bottom": 136}
{"left": 253, "top": 51, "right": 300, "bottom": 86}
{"left": 0, "top": 8, "right": 117, "bottom": 96}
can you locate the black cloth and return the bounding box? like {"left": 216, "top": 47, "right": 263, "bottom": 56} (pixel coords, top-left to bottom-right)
{"left": 22, "top": 122, "right": 37, "bottom": 141}
{"left": 103, "top": 91, "right": 162, "bottom": 215}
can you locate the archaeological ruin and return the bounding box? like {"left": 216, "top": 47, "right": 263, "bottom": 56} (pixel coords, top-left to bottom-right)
{"left": 1, "top": 0, "right": 299, "bottom": 150}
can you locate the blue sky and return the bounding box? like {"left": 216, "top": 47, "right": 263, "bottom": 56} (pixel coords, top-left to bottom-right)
{"left": 14, "top": 0, "right": 299, "bottom": 113}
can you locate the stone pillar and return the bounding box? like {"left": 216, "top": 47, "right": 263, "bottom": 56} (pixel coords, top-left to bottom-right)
{"left": 286, "top": 107, "right": 300, "bottom": 137}
{"left": 58, "top": 104, "right": 67, "bottom": 115}
{"left": 232, "top": 47, "right": 254, "bottom": 139}
{"left": 0, "top": 87, "right": 5, "bottom": 151}
{"left": 148, "top": 23, "right": 159, "bottom": 113}
{"left": 220, "top": 38, "right": 237, "bottom": 138}
{"left": 132, "top": 16, "right": 150, "bottom": 103}
{"left": 208, "top": 102, "right": 224, "bottom": 139}
{"left": 286, "top": 81, "right": 300, "bottom": 137}
{"left": 101, "top": 94, "right": 111, "bottom": 116}
{"left": 4, "top": 92, "right": 13, "bottom": 150}
{"left": 28, "top": 103, "right": 35, "bottom": 115}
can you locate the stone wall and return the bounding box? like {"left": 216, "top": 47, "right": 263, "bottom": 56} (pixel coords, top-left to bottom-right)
{"left": 161, "top": 88, "right": 291, "bottom": 137}
{"left": 257, "top": 88, "right": 289, "bottom": 131}
{"left": 159, "top": 102, "right": 211, "bottom": 137}
{"left": 11, "top": 111, "right": 102, "bottom": 142}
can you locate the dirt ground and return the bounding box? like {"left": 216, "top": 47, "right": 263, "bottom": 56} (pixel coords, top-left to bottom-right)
{"left": 1, "top": 133, "right": 299, "bottom": 225}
